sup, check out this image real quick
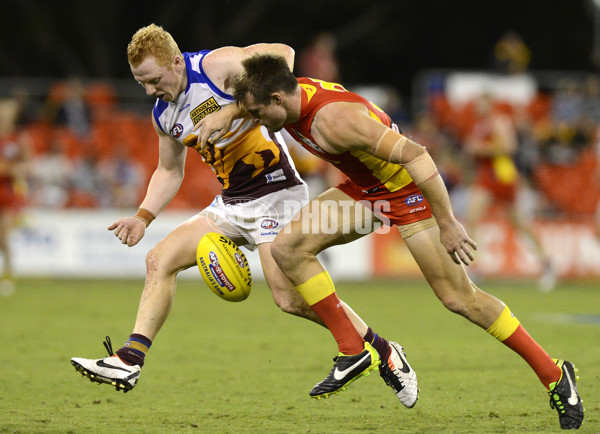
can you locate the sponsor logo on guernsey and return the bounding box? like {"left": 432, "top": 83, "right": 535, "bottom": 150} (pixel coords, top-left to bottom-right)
{"left": 170, "top": 123, "right": 184, "bottom": 138}
{"left": 208, "top": 251, "right": 236, "bottom": 292}
{"left": 404, "top": 194, "right": 423, "bottom": 206}
{"left": 361, "top": 186, "right": 381, "bottom": 194}
{"left": 260, "top": 231, "right": 279, "bottom": 236}
{"left": 265, "top": 169, "right": 286, "bottom": 183}
{"left": 291, "top": 129, "right": 323, "bottom": 153}
{"left": 190, "top": 97, "right": 220, "bottom": 124}
{"left": 261, "top": 219, "right": 279, "bottom": 230}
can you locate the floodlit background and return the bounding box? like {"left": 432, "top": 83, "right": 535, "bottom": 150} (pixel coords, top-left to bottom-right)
{"left": 1, "top": 0, "right": 600, "bottom": 283}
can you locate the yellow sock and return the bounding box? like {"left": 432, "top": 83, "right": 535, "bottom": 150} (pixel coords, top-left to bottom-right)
{"left": 487, "top": 305, "right": 560, "bottom": 388}
{"left": 296, "top": 271, "right": 335, "bottom": 305}
{"left": 296, "top": 271, "right": 363, "bottom": 354}
{"left": 486, "top": 305, "right": 520, "bottom": 341}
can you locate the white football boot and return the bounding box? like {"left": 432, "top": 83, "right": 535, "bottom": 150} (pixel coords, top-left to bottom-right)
{"left": 71, "top": 336, "right": 141, "bottom": 392}
{"left": 379, "top": 341, "right": 419, "bottom": 408}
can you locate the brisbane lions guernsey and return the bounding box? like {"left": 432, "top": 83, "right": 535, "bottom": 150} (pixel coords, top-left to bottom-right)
{"left": 153, "top": 51, "right": 302, "bottom": 203}
{"left": 285, "top": 77, "right": 415, "bottom": 195}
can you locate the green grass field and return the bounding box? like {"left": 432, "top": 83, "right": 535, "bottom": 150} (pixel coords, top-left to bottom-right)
{"left": 0, "top": 278, "right": 598, "bottom": 433}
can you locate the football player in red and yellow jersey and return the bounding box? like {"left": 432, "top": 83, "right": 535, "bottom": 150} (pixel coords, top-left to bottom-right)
{"left": 226, "top": 53, "right": 583, "bottom": 429}
{"left": 463, "top": 94, "right": 556, "bottom": 292}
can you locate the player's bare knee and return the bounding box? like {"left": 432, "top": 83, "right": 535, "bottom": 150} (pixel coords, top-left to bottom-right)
{"left": 272, "top": 293, "right": 319, "bottom": 321}
{"left": 439, "top": 290, "right": 482, "bottom": 319}
{"left": 436, "top": 287, "right": 471, "bottom": 316}
{"left": 440, "top": 296, "right": 469, "bottom": 316}
{"left": 145, "top": 249, "right": 160, "bottom": 274}
{"left": 145, "top": 247, "right": 172, "bottom": 277}
{"left": 270, "top": 237, "right": 297, "bottom": 270}
{"left": 273, "top": 297, "right": 299, "bottom": 315}
{"left": 282, "top": 304, "right": 314, "bottom": 320}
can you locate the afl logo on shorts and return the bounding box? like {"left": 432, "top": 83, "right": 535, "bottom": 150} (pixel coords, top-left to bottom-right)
{"left": 170, "top": 123, "right": 184, "bottom": 138}
{"left": 404, "top": 194, "right": 423, "bottom": 206}
{"left": 260, "top": 219, "right": 278, "bottom": 230}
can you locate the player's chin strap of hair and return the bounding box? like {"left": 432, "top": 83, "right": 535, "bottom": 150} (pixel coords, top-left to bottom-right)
{"left": 374, "top": 128, "right": 439, "bottom": 184}
{"left": 134, "top": 208, "right": 156, "bottom": 227}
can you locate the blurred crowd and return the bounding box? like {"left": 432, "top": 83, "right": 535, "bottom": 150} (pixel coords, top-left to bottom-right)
{"left": 0, "top": 77, "right": 146, "bottom": 211}
{"left": 412, "top": 74, "right": 600, "bottom": 217}
{"left": 1, "top": 31, "right": 600, "bottom": 290}
{"left": 0, "top": 31, "right": 599, "bottom": 220}
{"left": 296, "top": 31, "right": 600, "bottom": 223}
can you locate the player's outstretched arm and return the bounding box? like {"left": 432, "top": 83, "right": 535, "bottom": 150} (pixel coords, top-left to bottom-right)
{"left": 414, "top": 175, "right": 477, "bottom": 265}
{"left": 108, "top": 117, "right": 186, "bottom": 247}
{"left": 314, "top": 104, "right": 477, "bottom": 265}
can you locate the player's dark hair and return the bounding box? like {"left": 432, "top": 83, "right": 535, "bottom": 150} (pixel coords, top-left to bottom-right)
{"left": 233, "top": 54, "right": 297, "bottom": 105}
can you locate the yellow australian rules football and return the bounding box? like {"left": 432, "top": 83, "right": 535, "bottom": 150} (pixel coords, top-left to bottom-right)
{"left": 196, "top": 232, "right": 252, "bottom": 302}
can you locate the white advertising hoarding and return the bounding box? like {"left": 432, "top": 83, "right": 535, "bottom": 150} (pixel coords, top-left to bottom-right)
{"left": 10, "top": 209, "right": 371, "bottom": 280}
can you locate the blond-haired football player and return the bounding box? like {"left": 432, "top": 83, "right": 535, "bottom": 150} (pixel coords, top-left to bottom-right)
{"left": 70, "top": 24, "right": 418, "bottom": 407}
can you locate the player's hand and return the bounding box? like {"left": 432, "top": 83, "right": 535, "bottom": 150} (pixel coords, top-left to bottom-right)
{"left": 108, "top": 217, "right": 146, "bottom": 247}
{"left": 192, "top": 105, "right": 239, "bottom": 149}
{"left": 438, "top": 219, "right": 477, "bottom": 266}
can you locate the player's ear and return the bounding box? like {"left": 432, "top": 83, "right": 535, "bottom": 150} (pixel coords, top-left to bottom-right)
{"left": 271, "top": 93, "right": 283, "bottom": 105}
{"left": 173, "top": 55, "right": 184, "bottom": 70}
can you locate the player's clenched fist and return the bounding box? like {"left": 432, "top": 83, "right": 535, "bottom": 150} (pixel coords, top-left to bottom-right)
{"left": 108, "top": 217, "right": 146, "bottom": 247}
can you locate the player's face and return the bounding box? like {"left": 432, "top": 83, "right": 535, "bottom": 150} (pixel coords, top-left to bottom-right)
{"left": 241, "top": 94, "right": 288, "bottom": 132}
{"left": 131, "top": 55, "right": 184, "bottom": 102}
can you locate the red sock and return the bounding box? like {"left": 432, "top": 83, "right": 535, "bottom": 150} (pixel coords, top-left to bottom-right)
{"left": 310, "top": 293, "right": 364, "bottom": 355}
{"left": 487, "top": 306, "right": 561, "bottom": 389}
{"left": 502, "top": 325, "right": 561, "bottom": 389}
